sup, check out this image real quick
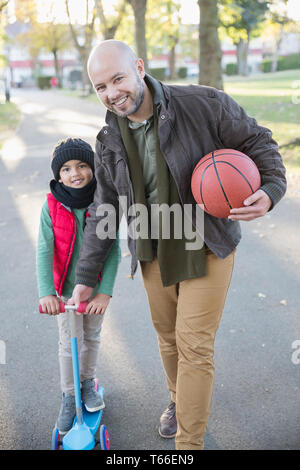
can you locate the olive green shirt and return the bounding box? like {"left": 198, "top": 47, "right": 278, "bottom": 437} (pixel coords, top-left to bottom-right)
{"left": 128, "top": 116, "right": 158, "bottom": 208}
{"left": 121, "top": 79, "right": 206, "bottom": 286}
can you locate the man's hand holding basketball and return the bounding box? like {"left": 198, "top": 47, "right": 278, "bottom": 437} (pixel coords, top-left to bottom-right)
{"left": 228, "top": 189, "right": 272, "bottom": 222}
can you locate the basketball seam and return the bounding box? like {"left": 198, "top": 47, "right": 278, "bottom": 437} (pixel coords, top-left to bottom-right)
{"left": 200, "top": 167, "right": 208, "bottom": 213}
{"left": 193, "top": 151, "right": 259, "bottom": 217}
{"left": 192, "top": 151, "right": 257, "bottom": 174}
{"left": 199, "top": 160, "right": 257, "bottom": 216}
{"left": 217, "top": 161, "right": 256, "bottom": 193}
{"left": 211, "top": 151, "right": 233, "bottom": 211}
{"left": 201, "top": 160, "right": 256, "bottom": 193}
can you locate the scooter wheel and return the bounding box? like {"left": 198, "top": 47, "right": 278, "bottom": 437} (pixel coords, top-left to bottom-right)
{"left": 51, "top": 427, "right": 60, "bottom": 450}
{"left": 99, "top": 425, "right": 110, "bottom": 450}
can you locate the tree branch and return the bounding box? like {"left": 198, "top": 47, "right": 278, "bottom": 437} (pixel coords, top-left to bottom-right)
{"left": 65, "top": 0, "right": 82, "bottom": 52}
{"left": 0, "top": 1, "right": 9, "bottom": 14}
{"left": 95, "top": 0, "right": 108, "bottom": 31}
{"left": 96, "top": 0, "right": 127, "bottom": 39}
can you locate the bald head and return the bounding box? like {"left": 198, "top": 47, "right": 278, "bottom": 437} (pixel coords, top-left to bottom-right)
{"left": 88, "top": 40, "right": 138, "bottom": 79}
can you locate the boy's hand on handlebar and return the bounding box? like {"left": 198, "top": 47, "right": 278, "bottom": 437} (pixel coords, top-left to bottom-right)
{"left": 86, "top": 293, "right": 111, "bottom": 315}
{"left": 40, "top": 295, "right": 60, "bottom": 315}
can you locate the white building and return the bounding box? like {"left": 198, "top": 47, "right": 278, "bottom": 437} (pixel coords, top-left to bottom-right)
{"left": 5, "top": 21, "right": 80, "bottom": 87}
{"left": 221, "top": 38, "right": 264, "bottom": 73}
{"left": 262, "top": 32, "right": 300, "bottom": 57}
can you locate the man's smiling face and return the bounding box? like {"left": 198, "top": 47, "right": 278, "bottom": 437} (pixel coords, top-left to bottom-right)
{"left": 89, "top": 51, "right": 145, "bottom": 119}
{"left": 88, "top": 47, "right": 145, "bottom": 117}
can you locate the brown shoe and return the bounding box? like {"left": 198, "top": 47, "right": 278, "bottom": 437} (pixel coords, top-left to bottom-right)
{"left": 158, "top": 401, "right": 177, "bottom": 438}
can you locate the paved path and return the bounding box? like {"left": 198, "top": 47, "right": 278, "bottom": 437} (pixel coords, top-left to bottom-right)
{"left": 0, "top": 88, "right": 299, "bottom": 450}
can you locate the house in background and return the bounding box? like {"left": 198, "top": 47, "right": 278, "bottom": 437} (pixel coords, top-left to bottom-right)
{"left": 262, "top": 32, "right": 300, "bottom": 57}
{"left": 221, "top": 38, "right": 264, "bottom": 74}
{"left": 3, "top": 21, "right": 300, "bottom": 87}
{"left": 5, "top": 21, "right": 80, "bottom": 88}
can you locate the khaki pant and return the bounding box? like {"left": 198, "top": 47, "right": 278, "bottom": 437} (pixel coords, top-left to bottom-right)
{"left": 57, "top": 310, "right": 104, "bottom": 395}
{"left": 140, "top": 248, "right": 235, "bottom": 450}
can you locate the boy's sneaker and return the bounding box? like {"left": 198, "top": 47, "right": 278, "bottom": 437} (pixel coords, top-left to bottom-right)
{"left": 56, "top": 393, "right": 76, "bottom": 435}
{"left": 81, "top": 378, "right": 105, "bottom": 412}
{"left": 81, "top": 379, "right": 105, "bottom": 413}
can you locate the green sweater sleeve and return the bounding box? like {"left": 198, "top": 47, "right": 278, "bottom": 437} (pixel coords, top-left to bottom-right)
{"left": 36, "top": 200, "right": 121, "bottom": 299}
{"left": 93, "top": 231, "right": 121, "bottom": 297}
{"left": 36, "top": 201, "right": 56, "bottom": 298}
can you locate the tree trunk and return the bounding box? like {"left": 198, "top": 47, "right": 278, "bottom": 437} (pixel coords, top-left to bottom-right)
{"left": 82, "top": 50, "right": 93, "bottom": 94}
{"left": 271, "top": 27, "right": 284, "bottom": 73}
{"left": 168, "top": 40, "right": 177, "bottom": 80}
{"left": 198, "top": 0, "right": 223, "bottom": 90}
{"left": 52, "top": 49, "right": 62, "bottom": 88}
{"left": 65, "top": 0, "right": 95, "bottom": 93}
{"left": 236, "top": 38, "right": 249, "bottom": 76}
{"left": 127, "top": 0, "right": 148, "bottom": 72}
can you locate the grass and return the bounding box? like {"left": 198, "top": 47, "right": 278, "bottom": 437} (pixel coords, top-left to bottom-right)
{"left": 55, "top": 69, "right": 300, "bottom": 172}
{"left": 223, "top": 70, "right": 300, "bottom": 172}
{"left": 0, "top": 101, "right": 21, "bottom": 135}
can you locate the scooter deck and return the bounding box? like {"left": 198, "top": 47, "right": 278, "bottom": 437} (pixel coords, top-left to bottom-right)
{"left": 73, "top": 385, "right": 105, "bottom": 436}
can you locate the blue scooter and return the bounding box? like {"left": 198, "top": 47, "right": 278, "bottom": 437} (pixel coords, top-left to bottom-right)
{"left": 40, "top": 301, "right": 110, "bottom": 450}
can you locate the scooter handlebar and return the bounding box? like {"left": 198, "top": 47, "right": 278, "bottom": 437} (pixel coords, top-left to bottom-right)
{"left": 39, "top": 301, "right": 89, "bottom": 314}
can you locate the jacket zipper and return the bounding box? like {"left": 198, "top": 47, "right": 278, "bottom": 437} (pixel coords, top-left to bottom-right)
{"left": 58, "top": 217, "right": 76, "bottom": 295}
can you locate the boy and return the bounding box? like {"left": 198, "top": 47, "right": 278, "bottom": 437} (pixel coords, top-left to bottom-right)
{"left": 36, "top": 138, "right": 121, "bottom": 435}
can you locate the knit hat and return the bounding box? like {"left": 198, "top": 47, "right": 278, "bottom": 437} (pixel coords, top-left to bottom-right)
{"left": 51, "top": 138, "right": 95, "bottom": 181}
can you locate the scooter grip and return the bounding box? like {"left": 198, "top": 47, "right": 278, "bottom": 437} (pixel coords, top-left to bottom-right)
{"left": 75, "top": 301, "right": 89, "bottom": 313}
{"left": 39, "top": 301, "right": 89, "bottom": 314}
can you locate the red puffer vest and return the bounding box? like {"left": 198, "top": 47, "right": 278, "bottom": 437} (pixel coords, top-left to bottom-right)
{"left": 47, "top": 193, "right": 101, "bottom": 297}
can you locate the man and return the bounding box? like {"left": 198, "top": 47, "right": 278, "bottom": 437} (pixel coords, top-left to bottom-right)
{"left": 69, "top": 40, "right": 286, "bottom": 450}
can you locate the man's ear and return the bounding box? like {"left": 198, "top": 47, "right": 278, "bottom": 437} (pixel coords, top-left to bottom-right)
{"left": 136, "top": 58, "right": 145, "bottom": 79}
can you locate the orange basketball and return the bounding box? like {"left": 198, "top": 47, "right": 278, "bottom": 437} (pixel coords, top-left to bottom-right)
{"left": 191, "top": 149, "right": 261, "bottom": 218}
